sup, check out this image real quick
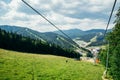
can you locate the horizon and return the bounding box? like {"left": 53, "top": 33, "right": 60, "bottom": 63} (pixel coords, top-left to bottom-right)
{"left": 0, "top": 0, "right": 120, "bottom": 32}
{"left": 0, "top": 24, "right": 112, "bottom": 33}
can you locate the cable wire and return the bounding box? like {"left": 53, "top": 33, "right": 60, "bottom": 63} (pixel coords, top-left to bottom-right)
{"left": 103, "top": 0, "right": 117, "bottom": 78}
{"left": 105, "top": 41, "right": 109, "bottom": 74}
{"left": 103, "top": 0, "right": 117, "bottom": 38}
{"left": 21, "top": 0, "right": 90, "bottom": 53}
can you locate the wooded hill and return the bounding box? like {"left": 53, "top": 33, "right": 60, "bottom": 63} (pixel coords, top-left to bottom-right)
{"left": 99, "top": 7, "right": 120, "bottom": 80}
{"left": 0, "top": 29, "right": 80, "bottom": 58}
{"left": 0, "top": 25, "right": 75, "bottom": 49}
{"left": 54, "top": 29, "right": 111, "bottom": 46}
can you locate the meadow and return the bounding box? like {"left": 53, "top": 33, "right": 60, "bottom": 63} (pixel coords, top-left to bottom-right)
{"left": 0, "top": 49, "right": 104, "bottom": 80}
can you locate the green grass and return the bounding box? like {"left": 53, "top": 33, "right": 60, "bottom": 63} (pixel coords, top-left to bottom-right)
{"left": 0, "top": 49, "right": 104, "bottom": 80}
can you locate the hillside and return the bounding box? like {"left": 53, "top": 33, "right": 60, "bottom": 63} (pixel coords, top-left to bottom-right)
{"left": 54, "top": 29, "right": 111, "bottom": 46}
{"left": 0, "top": 25, "right": 111, "bottom": 47}
{"left": 0, "top": 25, "right": 75, "bottom": 49}
{"left": 0, "top": 49, "right": 104, "bottom": 80}
{"left": 0, "top": 25, "right": 93, "bottom": 55}
{"left": 0, "top": 29, "right": 79, "bottom": 58}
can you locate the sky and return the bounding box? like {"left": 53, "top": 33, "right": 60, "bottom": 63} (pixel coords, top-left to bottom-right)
{"left": 0, "top": 0, "right": 120, "bottom": 32}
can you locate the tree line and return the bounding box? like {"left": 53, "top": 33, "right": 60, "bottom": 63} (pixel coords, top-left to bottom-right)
{"left": 0, "top": 29, "right": 81, "bottom": 58}
{"left": 99, "top": 7, "right": 120, "bottom": 80}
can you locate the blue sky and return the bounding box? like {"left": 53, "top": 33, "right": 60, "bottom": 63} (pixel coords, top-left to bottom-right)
{"left": 0, "top": 0, "right": 120, "bottom": 32}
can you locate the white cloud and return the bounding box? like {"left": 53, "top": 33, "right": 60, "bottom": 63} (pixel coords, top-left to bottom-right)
{"left": 0, "top": 1, "right": 10, "bottom": 15}
{"left": 8, "top": 0, "right": 21, "bottom": 10}
{"left": 0, "top": 0, "right": 119, "bottom": 32}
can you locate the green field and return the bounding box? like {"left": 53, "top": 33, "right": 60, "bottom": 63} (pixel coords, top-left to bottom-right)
{"left": 0, "top": 49, "right": 104, "bottom": 80}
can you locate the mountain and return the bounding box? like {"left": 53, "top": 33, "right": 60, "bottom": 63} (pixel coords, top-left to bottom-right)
{"left": 54, "top": 29, "right": 106, "bottom": 39}
{"left": 0, "top": 25, "right": 110, "bottom": 48}
{"left": 54, "top": 29, "right": 85, "bottom": 39}
{"left": 0, "top": 25, "right": 75, "bottom": 49}
{"left": 85, "top": 29, "right": 105, "bottom": 33}
{"left": 54, "top": 29, "right": 111, "bottom": 46}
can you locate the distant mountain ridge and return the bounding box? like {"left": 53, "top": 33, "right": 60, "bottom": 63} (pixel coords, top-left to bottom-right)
{"left": 0, "top": 25, "right": 111, "bottom": 47}
{"left": 0, "top": 25, "right": 75, "bottom": 49}
{"left": 54, "top": 29, "right": 111, "bottom": 38}
{"left": 54, "top": 29, "right": 84, "bottom": 38}
{"left": 54, "top": 28, "right": 112, "bottom": 46}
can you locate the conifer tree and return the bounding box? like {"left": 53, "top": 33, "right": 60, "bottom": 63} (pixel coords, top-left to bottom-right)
{"left": 107, "top": 7, "right": 120, "bottom": 80}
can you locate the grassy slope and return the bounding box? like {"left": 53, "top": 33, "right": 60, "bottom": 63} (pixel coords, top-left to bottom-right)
{"left": 0, "top": 49, "right": 104, "bottom": 80}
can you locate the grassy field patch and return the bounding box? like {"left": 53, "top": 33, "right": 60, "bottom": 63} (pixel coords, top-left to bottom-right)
{"left": 0, "top": 49, "right": 104, "bottom": 80}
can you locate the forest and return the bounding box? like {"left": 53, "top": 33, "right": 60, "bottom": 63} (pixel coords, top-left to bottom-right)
{"left": 99, "top": 7, "right": 120, "bottom": 80}
{"left": 0, "top": 29, "right": 80, "bottom": 58}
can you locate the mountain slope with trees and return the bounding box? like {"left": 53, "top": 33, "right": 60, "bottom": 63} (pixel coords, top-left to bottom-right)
{"left": 99, "top": 7, "right": 120, "bottom": 80}
{"left": 107, "top": 7, "right": 120, "bottom": 80}
{"left": 0, "top": 25, "right": 92, "bottom": 56}
{"left": 0, "top": 25, "right": 75, "bottom": 49}
{"left": 54, "top": 29, "right": 111, "bottom": 46}
{"left": 0, "top": 29, "right": 80, "bottom": 58}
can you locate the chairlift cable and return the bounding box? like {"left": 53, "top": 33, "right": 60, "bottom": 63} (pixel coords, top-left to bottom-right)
{"left": 21, "top": 0, "right": 90, "bottom": 54}
{"left": 103, "top": 0, "right": 117, "bottom": 38}
{"left": 103, "top": 0, "right": 117, "bottom": 78}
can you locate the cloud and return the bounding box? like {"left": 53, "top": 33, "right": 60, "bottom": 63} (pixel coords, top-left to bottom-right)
{"left": 0, "top": 1, "right": 10, "bottom": 16}
{"left": 50, "top": 0, "right": 119, "bottom": 20}
{"left": 17, "top": 0, "right": 52, "bottom": 15}
{"left": 0, "top": 0, "right": 119, "bottom": 32}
